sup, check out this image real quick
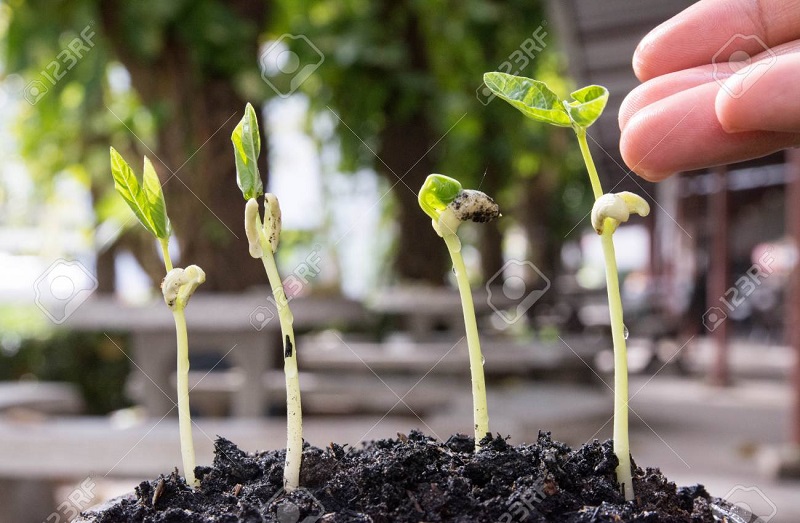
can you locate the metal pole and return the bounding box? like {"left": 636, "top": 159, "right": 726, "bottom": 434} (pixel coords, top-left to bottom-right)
{"left": 708, "top": 166, "right": 730, "bottom": 387}
{"left": 787, "top": 149, "right": 800, "bottom": 446}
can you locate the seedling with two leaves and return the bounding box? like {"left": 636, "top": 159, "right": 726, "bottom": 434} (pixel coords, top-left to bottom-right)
{"left": 109, "top": 148, "right": 205, "bottom": 486}
{"left": 482, "top": 72, "right": 650, "bottom": 500}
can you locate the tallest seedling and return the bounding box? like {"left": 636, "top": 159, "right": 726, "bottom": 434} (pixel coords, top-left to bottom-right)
{"left": 231, "top": 104, "right": 303, "bottom": 491}
{"left": 483, "top": 72, "right": 650, "bottom": 500}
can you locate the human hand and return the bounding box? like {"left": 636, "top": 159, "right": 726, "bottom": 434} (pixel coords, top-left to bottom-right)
{"left": 619, "top": 0, "right": 800, "bottom": 181}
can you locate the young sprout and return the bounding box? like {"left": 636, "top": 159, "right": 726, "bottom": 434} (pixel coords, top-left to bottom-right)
{"left": 232, "top": 103, "right": 303, "bottom": 491}
{"left": 483, "top": 72, "right": 650, "bottom": 500}
{"left": 419, "top": 174, "right": 500, "bottom": 449}
{"left": 109, "top": 147, "right": 203, "bottom": 486}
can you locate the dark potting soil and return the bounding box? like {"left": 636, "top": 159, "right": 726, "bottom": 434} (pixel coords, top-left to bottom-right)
{"left": 85, "top": 431, "right": 729, "bottom": 523}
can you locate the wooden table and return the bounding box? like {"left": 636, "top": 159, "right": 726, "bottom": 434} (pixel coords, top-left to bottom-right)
{"left": 367, "top": 285, "right": 516, "bottom": 340}
{"left": 63, "top": 293, "right": 367, "bottom": 418}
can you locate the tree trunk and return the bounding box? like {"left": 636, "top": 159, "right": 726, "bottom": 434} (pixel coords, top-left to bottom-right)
{"left": 518, "top": 165, "right": 560, "bottom": 306}
{"left": 99, "top": 1, "right": 268, "bottom": 291}
{"left": 378, "top": 113, "right": 447, "bottom": 284}
{"left": 480, "top": 218, "right": 505, "bottom": 283}
{"left": 374, "top": 2, "right": 447, "bottom": 284}
{"left": 95, "top": 243, "right": 116, "bottom": 294}
{"left": 476, "top": 118, "right": 509, "bottom": 283}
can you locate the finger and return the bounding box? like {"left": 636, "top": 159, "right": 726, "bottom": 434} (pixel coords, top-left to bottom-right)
{"left": 633, "top": 0, "right": 800, "bottom": 81}
{"left": 619, "top": 68, "right": 717, "bottom": 131}
{"left": 621, "top": 40, "right": 800, "bottom": 130}
{"left": 619, "top": 81, "right": 800, "bottom": 181}
{"left": 716, "top": 51, "right": 800, "bottom": 132}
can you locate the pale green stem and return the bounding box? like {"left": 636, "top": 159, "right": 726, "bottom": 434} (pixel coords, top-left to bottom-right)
{"left": 172, "top": 307, "right": 197, "bottom": 486}
{"left": 160, "top": 238, "right": 173, "bottom": 272}
{"left": 443, "top": 233, "right": 490, "bottom": 449}
{"left": 600, "top": 231, "right": 633, "bottom": 500}
{"left": 576, "top": 128, "right": 603, "bottom": 201}
{"left": 160, "top": 239, "right": 197, "bottom": 487}
{"left": 576, "top": 128, "right": 634, "bottom": 501}
{"left": 257, "top": 222, "right": 302, "bottom": 491}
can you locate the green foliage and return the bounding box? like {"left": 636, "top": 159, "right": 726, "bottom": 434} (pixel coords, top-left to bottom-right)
{"left": 231, "top": 103, "right": 264, "bottom": 201}
{"left": 483, "top": 72, "right": 608, "bottom": 129}
{"left": 482, "top": 72, "right": 571, "bottom": 127}
{"left": 563, "top": 85, "right": 609, "bottom": 128}
{"left": 273, "top": 0, "right": 558, "bottom": 184}
{"left": 109, "top": 147, "right": 171, "bottom": 239}
{"left": 4, "top": 0, "right": 268, "bottom": 281}
{"left": 0, "top": 331, "right": 132, "bottom": 415}
{"left": 418, "top": 174, "right": 462, "bottom": 222}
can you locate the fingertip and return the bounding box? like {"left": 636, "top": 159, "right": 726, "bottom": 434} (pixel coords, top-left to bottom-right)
{"left": 619, "top": 112, "right": 663, "bottom": 181}
{"left": 632, "top": 34, "right": 657, "bottom": 81}
{"left": 714, "top": 86, "right": 743, "bottom": 134}
{"left": 619, "top": 83, "right": 648, "bottom": 131}
{"left": 637, "top": 168, "right": 674, "bottom": 182}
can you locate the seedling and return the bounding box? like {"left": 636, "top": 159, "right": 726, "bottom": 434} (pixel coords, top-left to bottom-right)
{"left": 483, "top": 72, "right": 650, "bottom": 500}
{"left": 418, "top": 174, "right": 500, "bottom": 449}
{"left": 231, "top": 103, "right": 303, "bottom": 491}
{"left": 109, "top": 147, "right": 204, "bottom": 486}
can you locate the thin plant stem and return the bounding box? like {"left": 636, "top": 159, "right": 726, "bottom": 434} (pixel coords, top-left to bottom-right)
{"left": 576, "top": 128, "right": 634, "bottom": 500}
{"left": 172, "top": 307, "right": 197, "bottom": 486}
{"left": 443, "top": 233, "right": 489, "bottom": 448}
{"left": 600, "top": 231, "right": 633, "bottom": 500}
{"left": 160, "top": 238, "right": 173, "bottom": 272}
{"left": 576, "top": 128, "right": 603, "bottom": 200}
{"left": 159, "top": 239, "right": 197, "bottom": 487}
{"left": 257, "top": 223, "right": 302, "bottom": 491}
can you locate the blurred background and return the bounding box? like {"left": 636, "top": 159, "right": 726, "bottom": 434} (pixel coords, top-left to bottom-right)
{"left": 1, "top": 0, "right": 799, "bottom": 521}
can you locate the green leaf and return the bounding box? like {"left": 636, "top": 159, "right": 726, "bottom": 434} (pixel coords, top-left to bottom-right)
{"left": 231, "top": 103, "right": 263, "bottom": 200}
{"left": 109, "top": 147, "right": 170, "bottom": 239}
{"left": 564, "top": 85, "right": 609, "bottom": 128}
{"left": 418, "top": 174, "right": 463, "bottom": 221}
{"left": 483, "top": 73, "right": 609, "bottom": 129}
{"left": 482, "top": 72, "right": 571, "bottom": 127}
{"left": 142, "top": 156, "right": 171, "bottom": 238}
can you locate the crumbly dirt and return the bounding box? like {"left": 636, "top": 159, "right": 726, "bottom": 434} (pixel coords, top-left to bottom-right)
{"left": 83, "top": 431, "right": 732, "bottom": 522}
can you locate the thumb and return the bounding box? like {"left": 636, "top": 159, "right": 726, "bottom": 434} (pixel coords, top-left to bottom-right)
{"left": 716, "top": 51, "right": 800, "bottom": 133}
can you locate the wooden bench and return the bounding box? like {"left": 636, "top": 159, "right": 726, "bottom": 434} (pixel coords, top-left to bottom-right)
{"left": 297, "top": 334, "right": 603, "bottom": 381}
{"left": 0, "top": 382, "right": 83, "bottom": 415}
{"left": 367, "top": 285, "right": 519, "bottom": 340}
{"left": 62, "top": 293, "right": 368, "bottom": 419}
{"left": 153, "top": 370, "right": 452, "bottom": 417}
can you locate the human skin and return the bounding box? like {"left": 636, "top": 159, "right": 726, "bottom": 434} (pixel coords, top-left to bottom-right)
{"left": 619, "top": 0, "right": 800, "bottom": 181}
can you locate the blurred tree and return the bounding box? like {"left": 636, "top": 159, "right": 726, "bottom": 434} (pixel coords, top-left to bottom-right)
{"left": 270, "top": 0, "right": 589, "bottom": 285}
{"left": 4, "top": 0, "right": 590, "bottom": 292}
{"left": 3, "top": 0, "right": 269, "bottom": 291}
